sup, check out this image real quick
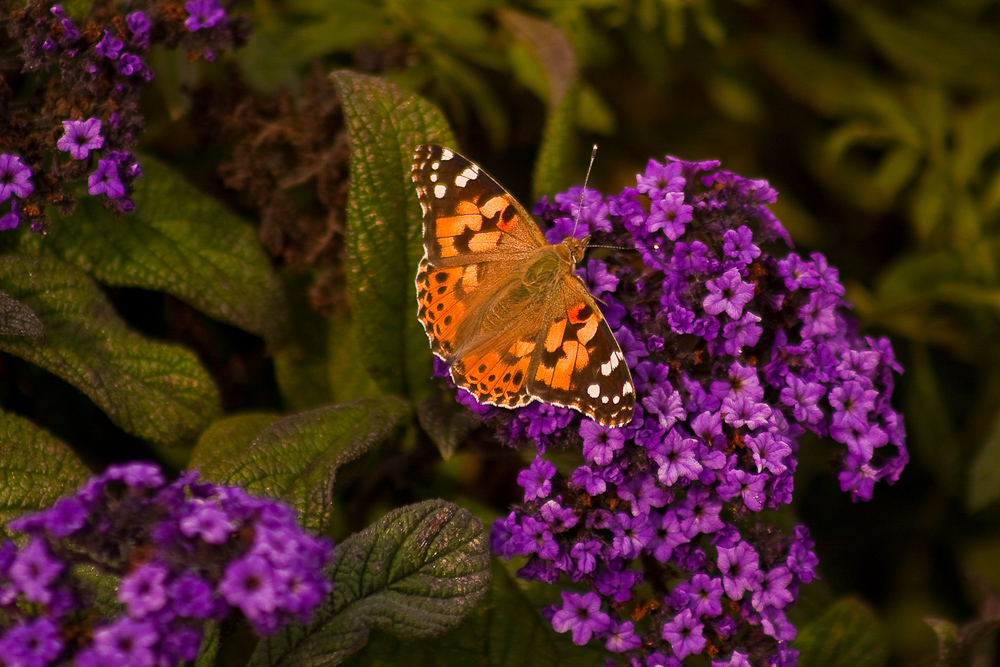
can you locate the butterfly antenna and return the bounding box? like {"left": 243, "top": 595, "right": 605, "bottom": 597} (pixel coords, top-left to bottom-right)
{"left": 572, "top": 144, "right": 600, "bottom": 237}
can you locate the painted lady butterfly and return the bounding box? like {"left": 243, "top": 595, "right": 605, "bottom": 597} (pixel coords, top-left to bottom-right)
{"left": 413, "top": 145, "right": 635, "bottom": 427}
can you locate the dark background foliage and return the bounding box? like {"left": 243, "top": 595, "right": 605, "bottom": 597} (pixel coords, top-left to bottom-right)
{"left": 3, "top": 0, "right": 1000, "bottom": 664}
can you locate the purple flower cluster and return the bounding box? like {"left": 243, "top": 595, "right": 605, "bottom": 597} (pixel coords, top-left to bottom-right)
{"left": 481, "top": 156, "right": 907, "bottom": 665}
{"left": 0, "top": 154, "right": 35, "bottom": 230}
{"left": 1, "top": 1, "right": 249, "bottom": 229}
{"left": 0, "top": 463, "right": 332, "bottom": 666}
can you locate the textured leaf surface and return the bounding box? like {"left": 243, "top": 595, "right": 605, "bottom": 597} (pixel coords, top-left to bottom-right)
{"left": 191, "top": 397, "right": 410, "bottom": 532}
{"left": 251, "top": 499, "right": 490, "bottom": 667}
{"left": 45, "top": 156, "right": 289, "bottom": 347}
{"left": 341, "top": 562, "right": 604, "bottom": 667}
{"left": 0, "top": 254, "right": 221, "bottom": 445}
{"left": 0, "top": 289, "right": 45, "bottom": 342}
{"left": 796, "top": 597, "right": 889, "bottom": 667}
{"left": 330, "top": 69, "right": 454, "bottom": 400}
{"left": 0, "top": 409, "right": 90, "bottom": 537}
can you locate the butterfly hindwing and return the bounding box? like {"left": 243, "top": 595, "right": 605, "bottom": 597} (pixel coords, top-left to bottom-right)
{"left": 526, "top": 275, "right": 635, "bottom": 427}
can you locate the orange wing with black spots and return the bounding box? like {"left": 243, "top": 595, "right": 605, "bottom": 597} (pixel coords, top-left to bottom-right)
{"left": 413, "top": 144, "right": 635, "bottom": 427}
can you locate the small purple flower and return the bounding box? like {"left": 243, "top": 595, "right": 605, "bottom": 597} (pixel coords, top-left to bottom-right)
{"left": 117, "top": 53, "right": 143, "bottom": 76}
{"left": 580, "top": 421, "right": 626, "bottom": 466}
{"left": 185, "top": 0, "right": 227, "bottom": 31}
{"left": 90, "top": 618, "right": 158, "bottom": 667}
{"left": 717, "top": 541, "right": 761, "bottom": 600}
{"left": 551, "top": 591, "right": 611, "bottom": 644}
{"left": 606, "top": 619, "right": 642, "bottom": 652}
{"left": 119, "top": 562, "right": 169, "bottom": 617}
{"left": 169, "top": 571, "right": 215, "bottom": 618}
{"left": 179, "top": 500, "right": 236, "bottom": 544}
{"left": 127, "top": 11, "right": 152, "bottom": 43}
{"left": 722, "top": 226, "right": 760, "bottom": 266}
{"left": 712, "top": 650, "right": 753, "bottom": 667}
{"left": 1, "top": 617, "right": 64, "bottom": 667}
{"left": 9, "top": 539, "right": 62, "bottom": 604}
{"left": 518, "top": 456, "right": 557, "bottom": 501}
{"left": 56, "top": 118, "right": 105, "bottom": 159}
{"left": 647, "top": 192, "right": 693, "bottom": 240}
{"left": 661, "top": 608, "right": 706, "bottom": 659}
{"left": 95, "top": 30, "right": 123, "bottom": 59}
{"left": 0, "top": 200, "right": 21, "bottom": 230}
{"left": 219, "top": 555, "right": 279, "bottom": 627}
{"left": 703, "top": 268, "right": 755, "bottom": 319}
{"left": 88, "top": 159, "right": 126, "bottom": 198}
{"left": 0, "top": 155, "right": 34, "bottom": 201}
{"left": 636, "top": 159, "right": 685, "bottom": 199}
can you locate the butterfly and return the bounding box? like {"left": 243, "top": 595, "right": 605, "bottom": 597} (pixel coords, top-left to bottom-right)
{"left": 412, "top": 145, "right": 635, "bottom": 428}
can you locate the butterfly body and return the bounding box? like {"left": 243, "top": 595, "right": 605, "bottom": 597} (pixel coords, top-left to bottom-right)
{"left": 413, "top": 145, "right": 635, "bottom": 427}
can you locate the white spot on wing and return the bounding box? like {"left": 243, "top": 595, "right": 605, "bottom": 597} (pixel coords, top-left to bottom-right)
{"left": 587, "top": 383, "right": 601, "bottom": 398}
{"left": 622, "top": 382, "right": 634, "bottom": 395}
{"left": 434, "top": 184, "right": 447, "bottom": 199}
{"left": 441, "top": 149, "right": 454, "bottom": 160}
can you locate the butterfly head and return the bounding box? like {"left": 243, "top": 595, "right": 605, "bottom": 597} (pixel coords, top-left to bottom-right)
{"left": 559, "top": 235, "right": 590, "bottom": 267}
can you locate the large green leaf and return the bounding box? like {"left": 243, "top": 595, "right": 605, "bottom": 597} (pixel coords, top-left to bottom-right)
{"left": 251, "top": 499, "right": 491, "bottom": 666}
{"left": 190, "top": 397, "right": 411, "bottom": 532}
{"left": 341, "top": 562, "right": 604, "bottom": 667}
{"left": 796, "top": 597, "right": 890, "bottom": 667}
{"left": 44, "top": 156, "right": 289, "bottom": 347}
{"left": 0, "top": 409, "right": 90, "bottom": 537}
{"left": 0, "top": 254, "right": 221, "bottom": 446}
{"left": 330, "top": 69, "right": 454, "bottom": 401}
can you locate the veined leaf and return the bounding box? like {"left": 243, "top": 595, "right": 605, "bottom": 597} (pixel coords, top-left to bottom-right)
{"left": 191, "top": 397, "right": 411, "bottom": 532}
{"left": 330, "top": 69, "right": 454, "bottom": 401}
{"left": 251, "top": 499, "right": 490, "bottom": 666}
{"left": 45, "top": 156, "right": 289, "bottom": 348}
{"left": 0, "top": 254, "right": 220, "bottom": 446}
{"left": 0, "top": 409, "right": 90, "bottom": 537}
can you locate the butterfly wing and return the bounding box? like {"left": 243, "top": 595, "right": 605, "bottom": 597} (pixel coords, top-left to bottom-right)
{"left": 526, "top": 271, "right": 635, "bottom": 427}
{"left": 414, "top": 144, "right": 546, "bottom": 361}
{"left": 413, "top": 145, "right": 546, "bottom": 267}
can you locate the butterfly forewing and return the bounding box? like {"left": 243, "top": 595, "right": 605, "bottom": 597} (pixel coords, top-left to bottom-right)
{"left": 413, "top": 144, "right": 635, "bottom": 428}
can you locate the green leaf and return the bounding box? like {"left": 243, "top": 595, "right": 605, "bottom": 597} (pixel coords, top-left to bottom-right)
{"left": 44, "top": 156, "right": 290, "bottom": 347}
{"left": 796, "top": 597, "right": 890, "bottom": 667}
{"left": 0, "top": 289, "right": 45, "bottom": 342}
{"left": 0, "top": 409, "right": 90, "bottom": 537}
{"left": 926, "top": 611, "right": 1000, "bottom": 667}
{"left": 0, "top": 254, "right": 221, "bottom": 446}
{"left": 330, "top": 69, "right": 454, "bottom": 401}
{"left": 327, "top": 314, "right": 380, "bottom": 406}
{"left": 342, "top": 561, "right": 606, "bottom": 667}
{"left": 273, "top": 276, "right": 334, "bottom": 413}
{"left": 191, "top": 397, "right": 411, "bottom": 532}
{"left": 416, "top": 396, "right": 481, "bottom": 460}
{"left": 969, "top": 408, "right": 1000, "bottom": 510}
{"left": 251, "top": 499, "right": 491, "bottom": 666}
{"left": 498, "top": 9, "right": 581, "bottom": 199}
